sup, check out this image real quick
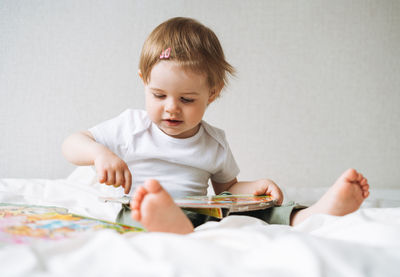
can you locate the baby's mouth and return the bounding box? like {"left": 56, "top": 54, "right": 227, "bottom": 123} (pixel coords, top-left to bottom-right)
{"left": 164, "top": 119, "right": 183, "bottom": 125}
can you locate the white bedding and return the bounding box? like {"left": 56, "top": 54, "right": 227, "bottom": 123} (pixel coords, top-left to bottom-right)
{"left": 1, "top": 167, "right": 399, "bottom": 277}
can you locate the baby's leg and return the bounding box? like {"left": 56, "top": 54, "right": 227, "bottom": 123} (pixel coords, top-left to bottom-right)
{"left": 290, "top": 168, "right": 370, "bottom": 226}
{"left": 130, "top": 179, "right": 194, "bottom": 234}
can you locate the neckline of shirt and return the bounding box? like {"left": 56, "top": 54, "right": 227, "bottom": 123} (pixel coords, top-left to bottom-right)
{"left": 151, "top": 122, "right": 205, "bottom": 144}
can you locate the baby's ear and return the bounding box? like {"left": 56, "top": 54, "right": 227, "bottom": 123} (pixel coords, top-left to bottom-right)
{"left": 208, "top": 85, "right": 223, "bottom": 104}
{"left": 138, "top": 69, "right": 149, "bottom": 85}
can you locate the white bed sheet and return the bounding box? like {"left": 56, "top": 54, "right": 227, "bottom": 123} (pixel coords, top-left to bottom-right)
{"left": 1, "top": 167, "right": 399, "bottom": 277}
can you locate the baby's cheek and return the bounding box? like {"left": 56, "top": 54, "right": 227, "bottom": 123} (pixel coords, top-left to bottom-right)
{"left": 146, "top": 106, "right": 160, "bottom": 122}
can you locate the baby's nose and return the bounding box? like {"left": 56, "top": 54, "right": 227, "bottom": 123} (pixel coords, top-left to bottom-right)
{"left": 165, "top": 98, "right": 180, "bottom": 114}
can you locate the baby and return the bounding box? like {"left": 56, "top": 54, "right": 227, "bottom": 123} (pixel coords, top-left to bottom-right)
{"left": 62, "top": 17, "right": 369, "bottom": 231}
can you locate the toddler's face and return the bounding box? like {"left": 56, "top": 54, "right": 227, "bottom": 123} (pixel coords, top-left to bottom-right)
{"left": 143, "top": 61, "right": 216, "bottom": 138}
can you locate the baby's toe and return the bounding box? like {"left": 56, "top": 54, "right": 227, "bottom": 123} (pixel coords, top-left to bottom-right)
{"left": 356, "top": 173, "right": 364, "bottom": 183}
{"left": 130, "top": 200, "right": 140, "bottom": 210}
{"left": 131, "top": 209, "right": 140, "bottom": 221}
{"left": 133, "top": 186, "right": 147, "bottom": 200}
{"left": 360, "top": 178, "right": 368, "bottom": 187}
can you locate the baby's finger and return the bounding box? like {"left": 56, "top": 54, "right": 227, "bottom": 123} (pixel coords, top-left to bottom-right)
{"left": 270, "top": 192, "right": 281, "bottom": 204}
{"left": 269, "top": 188, "right": 283, "bottom": 205}
{"left": 115, "top": 171, "right": 124, "bottom": 188}
{"left": 97, "top": 169, "right": 107, "bottom": 184}
{"left": 124, "top": 170, "right": 132, "bottom": 194}
{"left": 106, "top": 170, "right": 116, "bottom": 186}
{"left": 253, "top": 188, "right": 266, "bottom": 195}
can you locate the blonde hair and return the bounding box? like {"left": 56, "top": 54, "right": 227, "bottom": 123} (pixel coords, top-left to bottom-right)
{"left": 139, "top": 17, "right": 235, "bottom": 91}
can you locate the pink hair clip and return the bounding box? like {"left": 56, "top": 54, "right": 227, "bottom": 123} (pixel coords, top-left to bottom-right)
{"left": 160, "top": 48, "right": 171, "bottom": 59}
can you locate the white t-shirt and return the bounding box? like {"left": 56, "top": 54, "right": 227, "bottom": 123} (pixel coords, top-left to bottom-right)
{"left": 89, "top": 109, "right": 239, "bottom": 198}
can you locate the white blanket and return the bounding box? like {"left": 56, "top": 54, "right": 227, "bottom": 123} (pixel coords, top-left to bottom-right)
{"left": 1, "top": 167, "right": 399, "bottom": 277}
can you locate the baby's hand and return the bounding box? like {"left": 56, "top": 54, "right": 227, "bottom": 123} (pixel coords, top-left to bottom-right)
{"left": 253, "top": 179, "right": 283, "bottom": 205}
{"left": 94, "top": 150, "right": 132, "bottom": 194}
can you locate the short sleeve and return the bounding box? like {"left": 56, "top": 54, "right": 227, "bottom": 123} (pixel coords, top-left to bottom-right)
{"left": 88, "top": 109, "right": 149, "bottom": 159}
{"left": 210, "top": 142, "right": 240, "bottom": 184}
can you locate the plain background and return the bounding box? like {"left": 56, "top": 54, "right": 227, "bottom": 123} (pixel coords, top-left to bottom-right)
{"left": 1, "top": 0, "right": 399, "bottom": 190}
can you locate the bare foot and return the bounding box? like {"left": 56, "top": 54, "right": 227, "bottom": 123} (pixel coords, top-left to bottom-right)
{"left": 291, "top": 168, "right": 370, "bottom": 226}
{"left": 130, "top": 179, "right": 194, "bottom": 234}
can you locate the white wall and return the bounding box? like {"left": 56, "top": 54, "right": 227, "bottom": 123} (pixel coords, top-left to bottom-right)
{"left": 1, "top": 0, "right": 399, "bottom": 189}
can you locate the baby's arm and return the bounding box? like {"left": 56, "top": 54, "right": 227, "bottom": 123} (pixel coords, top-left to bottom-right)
{"left": 212, "top": 178, "right": 283, "bottom": 205}
{"left": 62, "top": 131, "right": 132, "bottom": 193}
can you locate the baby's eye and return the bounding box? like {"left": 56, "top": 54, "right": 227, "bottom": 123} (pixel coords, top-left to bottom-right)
{"left": 153, "top": 93, "right": 166, "bottom": 99}
{"left": 180, "top": 97, "right": 195, "bottom": 103}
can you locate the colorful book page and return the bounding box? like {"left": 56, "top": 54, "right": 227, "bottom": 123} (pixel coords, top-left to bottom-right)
{"left": 0, "top": 203, "right": 143, "bottom": 245}
{"left": 175, "top": 195, "right": 274, "bottom": 208}
{"left": 182, "top": 207, "right": 225, "bottom": 218}
{"left": 177, "top": 195, "right": 275, "bottom": 218}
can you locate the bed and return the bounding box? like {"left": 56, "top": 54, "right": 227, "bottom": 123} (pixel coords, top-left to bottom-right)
{"left": 1, "top": 166, "right": 399, "bottom": 277}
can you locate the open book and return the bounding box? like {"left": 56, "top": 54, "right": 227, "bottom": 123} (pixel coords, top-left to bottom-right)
{"left": 175, "top": 194, "right": 275, "bottom": 218}
{"left": 0, "top": 203, "right": 143, "bottom": 245}
{"left": 100, "top": 194, "right": 275, "bottom": 219}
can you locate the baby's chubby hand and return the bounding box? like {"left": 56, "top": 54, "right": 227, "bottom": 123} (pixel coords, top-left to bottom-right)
{"left": 94, "top": 151, "right": 132, "bottom": 194}
{"left": 252, "top": 179, "right": 283, "bottom": 205}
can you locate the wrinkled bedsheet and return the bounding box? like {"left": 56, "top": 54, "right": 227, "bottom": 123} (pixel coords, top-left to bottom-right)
{"left": 0, "top": 167, "right": 399, "bottom": 277}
